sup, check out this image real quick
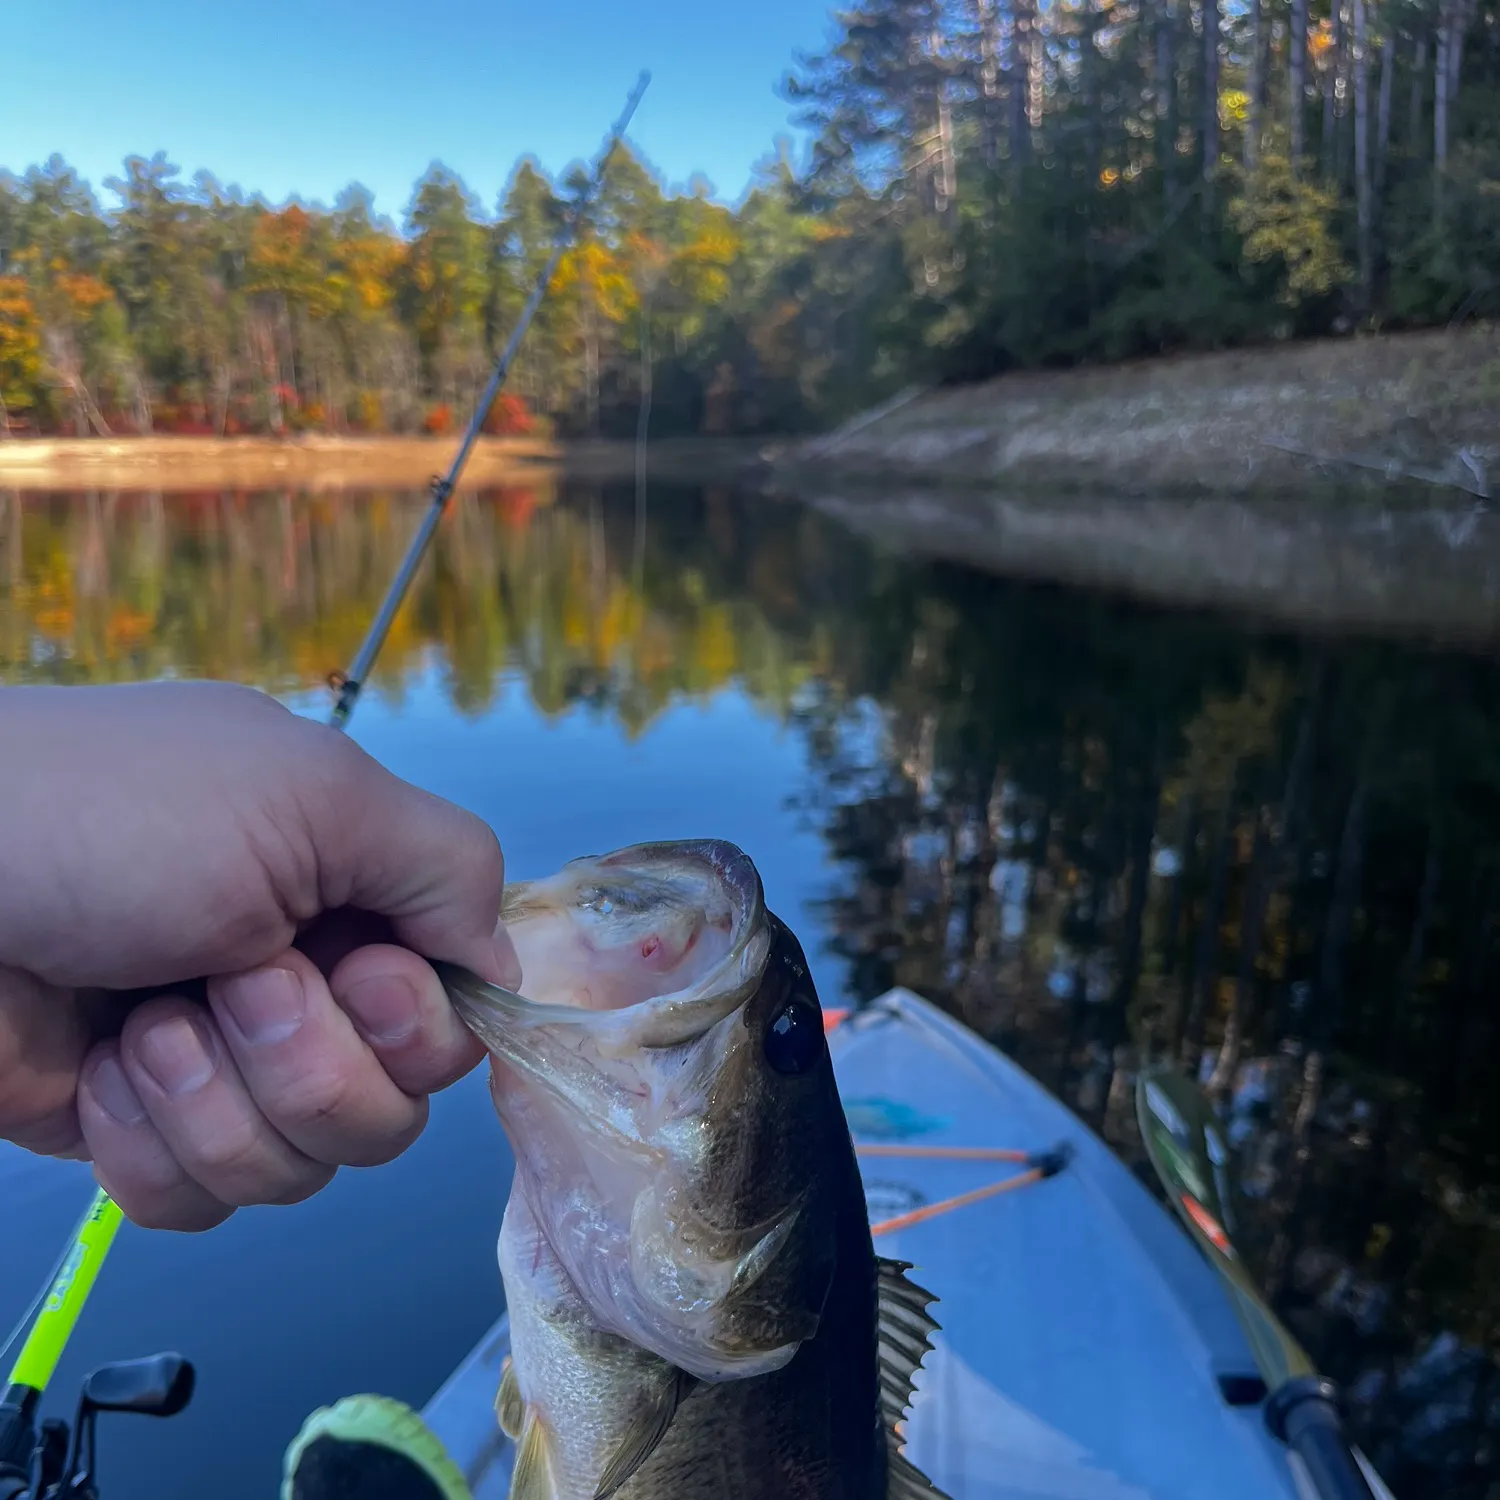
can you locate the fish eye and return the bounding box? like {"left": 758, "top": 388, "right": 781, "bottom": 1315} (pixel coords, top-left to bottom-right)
{"left": 764, "top": 999, "right": 824, "bottom": 1076}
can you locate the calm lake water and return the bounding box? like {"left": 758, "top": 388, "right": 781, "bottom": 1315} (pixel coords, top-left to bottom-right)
{"left": 2, "top": 479, "right": 1498, "bottom": 1500}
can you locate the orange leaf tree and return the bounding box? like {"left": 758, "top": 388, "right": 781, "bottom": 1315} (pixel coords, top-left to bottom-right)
{"left": 0, "top": 274, "right": 44, "bottom": 419}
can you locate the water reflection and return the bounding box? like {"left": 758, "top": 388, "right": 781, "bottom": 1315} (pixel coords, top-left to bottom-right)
{"left": 3, "top": 482, "right": 1499, "bottom": 1499}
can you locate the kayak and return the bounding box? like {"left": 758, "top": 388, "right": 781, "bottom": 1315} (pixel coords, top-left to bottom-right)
{"left": 420, "top": 986, "right": 1398, "bottom": 1500}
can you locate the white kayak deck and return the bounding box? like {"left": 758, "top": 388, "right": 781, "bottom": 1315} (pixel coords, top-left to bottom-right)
{"left": 421, "top": 987, "right": 1382, "bottom": 1499}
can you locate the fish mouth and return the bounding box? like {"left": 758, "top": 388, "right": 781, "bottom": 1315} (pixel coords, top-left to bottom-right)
{"left": 438, "top": 839, "right": 770, "bottom": 1055}
{"left": 444, "top": 843, "right": 816, "bottom": 1384}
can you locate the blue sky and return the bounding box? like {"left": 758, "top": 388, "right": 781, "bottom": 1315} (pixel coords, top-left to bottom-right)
{"left": 1, "top": 0, "right": 835, "bottom": 222}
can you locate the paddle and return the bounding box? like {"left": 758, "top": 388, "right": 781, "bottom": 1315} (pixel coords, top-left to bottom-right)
{"left": 1135, "top": 1065, "right": 1392, "bottom": 1500}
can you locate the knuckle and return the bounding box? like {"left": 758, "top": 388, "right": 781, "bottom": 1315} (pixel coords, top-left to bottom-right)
{"left": 108, "top": 1186, "right": 171, "bottom": 1230}
{"left": 425, "top": 1038, "right": 483, "bottom": 1094}
{"left": 380, "top": 1032, "right": 466, "bottom": 1097}
{"left": 204, "top": 680, "right": 282, "bottom": 714}
{"left": 263, "top": 1162, "right": 336, "bottom": 1206}
{"left": 128, "top": 1203, "right": 180, "bottom": 1231}
{"left": 5, "top": 1109, "right": 83, "bottom": 1157}
{"left": 269, "top": 1062, "right": 423, "bottom": 1166}
{"left": 0, "top": 972, "right": 84, "bottom": 1145}
{"left": 186, "top": 1118, "right": 274, "bottom": 1183}
{"left": 96, "top": 1164, "right": 230, "bottom": 1232}
{"left": 123, "top": 1193, "right": 215, "bottom": 1233}
{"left": 235, "top": 805, "right": 321, "bottom": 932}
{"left": 300, "top": 718, "right": 372, "bottom": 796}
{"left": 0, "top": 1070, "right": 76, "bottom": 1146}
{"left": 269, "top": 1063, "right": 360, "bottom": 1133}
{"left": 348, "top": 1101, "right": 427, "bottom": 1167}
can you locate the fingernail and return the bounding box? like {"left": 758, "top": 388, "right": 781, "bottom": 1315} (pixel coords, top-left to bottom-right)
{"left": 343, "top": 975, "right": 419, "bottom": 1045}
{"left": 88, "top": 1054, "right": 147, "bottom": 1126}
{"left": 493, "top": 925, "right": 523, "bottom": 992}
{"left": 137, "top": 1015, "right": 218, "bottom": 1096}
{"left": 219, "top": 967, "right": 305, "bottom": 1046}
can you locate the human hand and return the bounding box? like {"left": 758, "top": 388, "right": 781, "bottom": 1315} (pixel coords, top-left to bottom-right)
{"left": 0, "top": 681, "right": 518, "bottom": 1231}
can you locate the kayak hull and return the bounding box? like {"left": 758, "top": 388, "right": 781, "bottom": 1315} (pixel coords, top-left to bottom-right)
{"left": 421, "top": 986, "right": 1391, "bottom": 1499}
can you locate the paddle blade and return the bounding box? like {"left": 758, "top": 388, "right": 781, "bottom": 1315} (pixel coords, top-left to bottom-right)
{"left": 1135, "top": 1065, "right": 1315, "bottom": 1390}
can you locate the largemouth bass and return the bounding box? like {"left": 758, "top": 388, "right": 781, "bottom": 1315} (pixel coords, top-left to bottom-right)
{"left": 441, "top": 839, "right": 950, "bottom": 1500}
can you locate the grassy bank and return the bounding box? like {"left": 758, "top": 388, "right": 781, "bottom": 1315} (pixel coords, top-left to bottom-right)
{"left": 776, "top": 325, "right": 1500, "bottom": 501}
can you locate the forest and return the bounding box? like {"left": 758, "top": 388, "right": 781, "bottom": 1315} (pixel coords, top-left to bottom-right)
{"left": 1, "top": 0, "right": 1497, "bottom": 441}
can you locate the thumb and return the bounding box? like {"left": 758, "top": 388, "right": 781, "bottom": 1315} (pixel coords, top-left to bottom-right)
{"left": 313, "top": 744, "right": 521, "bottom": 990}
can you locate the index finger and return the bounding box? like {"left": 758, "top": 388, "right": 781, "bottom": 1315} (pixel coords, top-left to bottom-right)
{"left": 299, "top": 733, "right": 519, "bottom": 989}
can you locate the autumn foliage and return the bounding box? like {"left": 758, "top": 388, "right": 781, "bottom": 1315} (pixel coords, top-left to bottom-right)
{"left": 0, "top": 148, "right": 749, "bottom": 439}
{"left": 0, "top": 275, "right": 43, "bottom": 424}
{"left": 481, "top": 393, "right": 535, "bottom": 436}
{"left": 6, "top": 0, "right": 1500, "bottom": 447}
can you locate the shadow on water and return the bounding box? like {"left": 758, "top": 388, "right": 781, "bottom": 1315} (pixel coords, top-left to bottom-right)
{"left": 2, "top": 478, "right": 1499, "bottom": 1499}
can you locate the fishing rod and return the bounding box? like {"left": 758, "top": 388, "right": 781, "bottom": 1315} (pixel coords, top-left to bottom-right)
{"left": 330, "top": 68, "right": 651, "bottom": 731}
{"left": 1135, "top": 1065, "right": 1393, "bottom": 1500}
{"left": 0, "top": 73, "right": 651, "bottom": 1500}
{"left": 0, "top": 1190, "right": 190, "bottom": 1500}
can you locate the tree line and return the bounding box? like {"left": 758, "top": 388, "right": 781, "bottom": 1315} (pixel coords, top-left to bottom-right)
{"left": 0, "top": 151, "right": 748, "bottom": 441}
{"left": 785, "top": 0, "right": 1498, "bottom": 379}
{"left": 2, "top": 0, "right": 1496, "bottom": 439}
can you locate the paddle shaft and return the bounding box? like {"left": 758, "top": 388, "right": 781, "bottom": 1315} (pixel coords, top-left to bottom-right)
{"left": 1134, "top": 1068, "right": 1384, "bottom": 1500}
{"left": 1267, "top": 1379, "right": 1379, "bottom": 1500}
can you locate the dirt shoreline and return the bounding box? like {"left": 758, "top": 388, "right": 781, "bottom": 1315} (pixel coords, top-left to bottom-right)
{"left": 6, "top": 329, "right": 1498, "bottom": 644}
{"left": 775, "top": 323, "right": 1500, "bottom": 501}
{"left": 0, "top": 434, "right": 766, "bottom": 491}
{"left": 751, "top": 325, "right": 1500, "bottom": 645}
{"left": 7, "top": 326, "right": 1495, "bottom": 501}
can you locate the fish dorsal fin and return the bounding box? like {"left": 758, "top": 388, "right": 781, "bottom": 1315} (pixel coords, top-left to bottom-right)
{"left": 496, "top": 1355, "right": 524, "bottom": 1441}
{"left": 888, "top": 1447, "right": 950, "bottom": 1500}
{"left": 593, "top": 1367, "right": 696, "bottom": 1500}
{"left": 877, "top": 1257, "right": 939, "bottom": 1432}
{"left": 877, "top": 1257, "right": 951, "bottom": 1500}
{"left": 508, "top": 1406, "right": 554, "bottom": 1500}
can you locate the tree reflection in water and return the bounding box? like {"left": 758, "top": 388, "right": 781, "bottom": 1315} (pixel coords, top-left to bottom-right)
{"left": 3, "top": 481, "right": 1499, "bottom": 1499}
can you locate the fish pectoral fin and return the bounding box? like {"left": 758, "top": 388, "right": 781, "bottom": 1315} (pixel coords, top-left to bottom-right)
{"left": 592, "top": 1366, "right": 695, "bottom": 1500}
{"left": 509, "top": 1406, "right": 555, "bottom": 1500}
{"left": 876, "top": 1257, "right": 951, "bottom": 1498}
{"left": 496, "top": 1355, "right": 524, "bottom": 1440}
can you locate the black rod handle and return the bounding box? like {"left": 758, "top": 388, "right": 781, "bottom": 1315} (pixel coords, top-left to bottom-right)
{"left": 1265, "top": 1377, "right": 1378, "bottom": 1500}
{"left": 0, "top": 1383, "right": 39, "bottom": 1498}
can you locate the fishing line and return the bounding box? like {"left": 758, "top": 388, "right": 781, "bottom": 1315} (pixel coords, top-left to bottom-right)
{"left": 0, "top": 1189, "right": 97, "bottom": 1373}
{"left": 0, "top": 1269, "right": 56, "bottom": 1378}
{"left": 633, "top": 290, "right": 651, "bottom": 593}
